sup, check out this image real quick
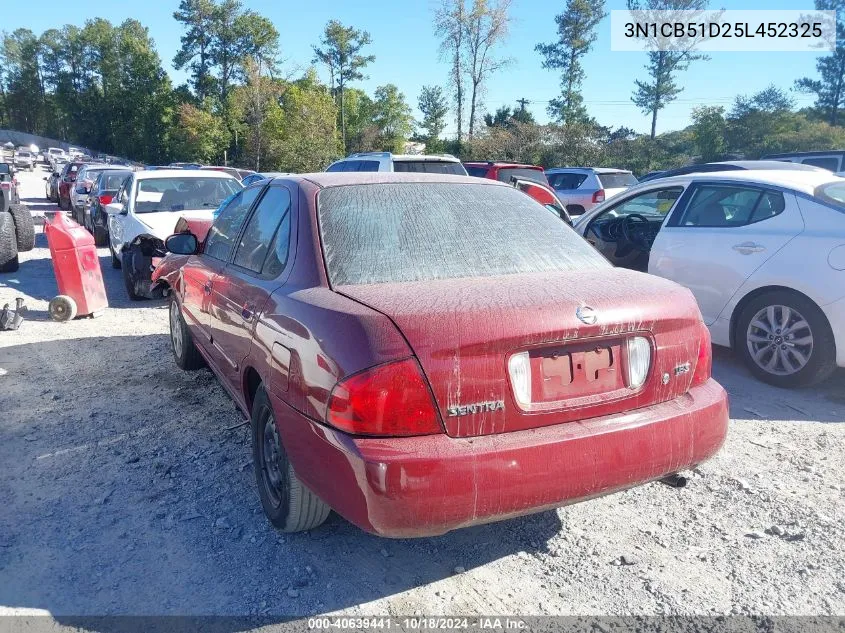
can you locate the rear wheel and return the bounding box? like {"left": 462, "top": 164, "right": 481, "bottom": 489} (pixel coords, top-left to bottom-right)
{"left": 251, "top": 387, "right": 330, "bottom": 532}
{"left": 0, "top": 212, "right": 19, "bottom": 273}
{"left": 9, "top": 204, "right": 35, "bottom": 252}
{"left": 169, "top": 297, "right": 205, "bottom": 370}
{"left": 736, "top": 290, "right": 836, "bottom": 388}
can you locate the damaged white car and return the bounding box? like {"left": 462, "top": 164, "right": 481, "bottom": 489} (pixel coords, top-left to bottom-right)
{"left": 106, "top": 169, "right": 242, "bottom": 300}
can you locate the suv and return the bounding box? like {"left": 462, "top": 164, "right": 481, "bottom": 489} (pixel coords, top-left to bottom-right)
{"left": 463, "top": 161, "right": 548, "bottom": 185}
{"left": 326, "top": 152, "right": 467, "bottom": 175}
{"left": 545, "top": 167, "right": 638, "bottom": 216}
{"left": 0, "top": 163, "right": 34, "bottom": 272}
{"left": 761, "top": 150, "right": 845, "bottom": 174}
{"left": 14, "top": 150, "right": 35, "bottom": 171}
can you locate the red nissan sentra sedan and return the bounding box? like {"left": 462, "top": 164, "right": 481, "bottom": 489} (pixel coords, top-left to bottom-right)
{"left": 153, "top": 172, "right": 728, "bottom": 538}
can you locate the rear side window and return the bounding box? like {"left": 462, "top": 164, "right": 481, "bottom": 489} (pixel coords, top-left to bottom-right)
{"left": 495, "top": 168, "right": 548, "bottom": 185}
{"left": 675, "top": 185, "right": 785, "bottom": 227}
{"left": 393, "top": 161, "right": 466, "bottom": 175}
{"left": 205, "top": 186, "right": 262, "bottom": 261}
{"left": 357, "top": 161, "right": 380, "bottom": 171}
{"left": 318, "top": 182, "right": 608, "bottom": 286}
{"left": 233, "top": 187, "right": 292, "bottom": 274}
{"left": 801, "top": 157, "right": 839, "bottom": 171}
{"left": 548, "top": 173, "right": 588, "bottom": 190}
{"left": 326, "top": 161, "right": 349, "bottom": 172}
{"left": 597, "top": 173, "right": 638, "bottom": 189}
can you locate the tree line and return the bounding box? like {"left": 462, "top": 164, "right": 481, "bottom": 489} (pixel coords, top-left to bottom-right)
{"left": 1, "top": 0, "right": 844, "bottom": 175}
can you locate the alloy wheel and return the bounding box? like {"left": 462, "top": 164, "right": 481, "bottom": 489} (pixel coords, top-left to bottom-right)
{"left": 169, "top": 300, "right": 184, "bottom": 359}
{"left": 746, "top": 304, "right": 813, "bottom": 376}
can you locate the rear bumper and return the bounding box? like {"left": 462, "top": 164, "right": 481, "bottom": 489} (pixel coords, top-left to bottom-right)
{"left": 274, "top": 379, "right": 729, "bottom": 538}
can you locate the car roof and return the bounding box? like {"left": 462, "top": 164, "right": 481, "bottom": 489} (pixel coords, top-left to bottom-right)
{"left": 337, "top": 152, "right": 461, "bottom": 163}
{"left": 639, "top": 168, "right": 842, "bottom": 194}
{"left": 135, "top": 168, "right": 238, "bottom": 180}
{"left": 545, "top": 167, "right": 630, "bottom": 174}
{"left": 763, "top": 150, "right": 845, "bottom": 158}
{"left": 463, "top": 161, "right": 543, "bottom": 169}
{"left": 287, "top": 171, "right": 507, "bottom": 189}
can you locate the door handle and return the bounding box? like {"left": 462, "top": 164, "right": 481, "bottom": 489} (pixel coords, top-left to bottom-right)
{"left": 732, "top": 242, "right": 765, "bottom": 254}
{"left": 241, "top": 303, "right": 255, "bottom": 322}
{"left": 203, "top": 281, "right": 213, "bottom": 295}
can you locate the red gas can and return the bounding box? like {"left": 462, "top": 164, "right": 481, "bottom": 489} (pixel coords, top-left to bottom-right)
{"left": 44, "top": 212, "right": 108, "bottom": 321}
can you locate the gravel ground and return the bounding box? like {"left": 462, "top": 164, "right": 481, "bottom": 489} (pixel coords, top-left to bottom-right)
{"left": 1, "top": 167, "right": 844, "bottom": 621}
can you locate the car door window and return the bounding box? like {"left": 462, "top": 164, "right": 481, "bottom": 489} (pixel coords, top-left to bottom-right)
{"left": 357, "top": 160, "right": 379, "bottom": 171}
{"left": 674, "top": 185, "right": 784, "bottom": 227}
{"left": 600, "top": 187, "right": 684, "bottom": 220}
{"left": 801, "top": 156, "right": 839, "bottom": 171}
{"left": 204, "top": 187, "right": 262, "bottom": 261}
{"left": 232, "top": 187, "right": 292, "bottom": 274}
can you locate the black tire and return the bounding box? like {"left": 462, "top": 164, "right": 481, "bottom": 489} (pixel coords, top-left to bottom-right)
{"left": 168, "top": 296, "right": 205, "bottom": 370}
{"left": 109, "top": 240, "right": 121, "bottom": 269}
{"left": 735, "top": 290, "right": 836, "bottom": 388}
{"left": 9, "top": 204, "right": 35, "bottom": 252}
{"left": 0, "top": 212, "right": 19, "bottom": 273}
{"left": 93, "top": 223, "right": 108, "bottom": 247}
{"left": 121, "top": 247, "right": 147, "bottom": 301}
{"left": 251, "top": 387, "right": 330, "bottom": 533}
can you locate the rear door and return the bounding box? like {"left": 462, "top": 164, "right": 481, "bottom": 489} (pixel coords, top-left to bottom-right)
{"left": 650, "top": 181, "right": 804, "bottom": 324}
{"left": 207, "top": 184, "right": 295, "bottom": 387}
{"left": 182, "top": 186, "right": 262, "bottom": 345}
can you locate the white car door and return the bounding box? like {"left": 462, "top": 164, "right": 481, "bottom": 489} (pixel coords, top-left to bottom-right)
{"left": 649, "top": 182, "right": 805, "bottom": 325}
{"left": 107, "top": 175, "right": 134, "bottom": 254}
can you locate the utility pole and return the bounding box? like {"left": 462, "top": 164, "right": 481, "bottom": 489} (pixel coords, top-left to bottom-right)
{"left": 516, "top": 98, "right": 529, "bottom": 113}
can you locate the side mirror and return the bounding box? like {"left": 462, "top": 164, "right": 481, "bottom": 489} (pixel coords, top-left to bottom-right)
{"left": 105, "top": 202, "right": 124, "bottom": 216}
{"left": 53, "top": 172, "right": 60, "bottom": 177}
{"left": 43, "top": 176, "right": 48, "bottom": 181}
{"left": 165, "top": 233, "right": 199, "bottom": 255}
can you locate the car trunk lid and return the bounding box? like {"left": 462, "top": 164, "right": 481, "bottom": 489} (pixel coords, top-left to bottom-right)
{"left": 338, "top": 268, "right": 704, "bottom": 437}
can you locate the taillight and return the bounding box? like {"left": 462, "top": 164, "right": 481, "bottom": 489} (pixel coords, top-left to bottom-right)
{"left": 326, "top": 358, "right": 443, "bottom": 436}
{"left": 691, "top": 322, "right": 712, "bottom": 387}
{"left": 0, "top": 182, "right": 9, "bottom": 191}
{"left": 98, "top": 195, "right": 113, "bottom": 205}
{"left": 592, "top": 189, "right": 605, "bottom": 203}
{"left": 626, "top": 336, "right": 651, "bottom": 390}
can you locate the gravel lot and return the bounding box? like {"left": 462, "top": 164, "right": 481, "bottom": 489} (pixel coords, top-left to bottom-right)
{"left": 1, "top": 166, "right": 844, "bottom": 621}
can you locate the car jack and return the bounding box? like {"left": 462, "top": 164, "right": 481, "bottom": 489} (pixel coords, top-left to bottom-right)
{"left": 0, "top": 298, "right": 26, "bottom": 331}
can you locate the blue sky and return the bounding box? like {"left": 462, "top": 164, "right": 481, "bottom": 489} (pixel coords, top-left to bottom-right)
{"left": 5, "top": 0, "right": 826, "bottom": 135}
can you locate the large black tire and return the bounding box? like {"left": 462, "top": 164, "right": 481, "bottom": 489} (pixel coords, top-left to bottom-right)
{"left": 168, "top": 296, "right": 205, "bottom": 370}
{"left": 9, "top": 204, "right": 35, "bottom": 252}
{"left": 735, "top": 289, "right": 836, "bottom": 388}
{"left": 0, "top": 212, "right": 19, "bottom": 273}
{"left": 251, "top": 387, "right": 330, "bottom": 533}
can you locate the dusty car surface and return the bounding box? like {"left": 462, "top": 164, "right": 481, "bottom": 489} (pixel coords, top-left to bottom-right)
{"left": 153, "top": 172, "right": 728, "bottom": 538}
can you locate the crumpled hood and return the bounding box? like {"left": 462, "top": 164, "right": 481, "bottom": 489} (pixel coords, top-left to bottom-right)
{"left": 137, "top": 210, "right": 214, "bottom": 240}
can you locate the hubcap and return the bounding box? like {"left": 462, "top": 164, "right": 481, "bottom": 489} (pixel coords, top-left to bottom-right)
{"left": 260, "top": 413, "right": 287, "bottom": 508}
{"left": 169, "top": 301, "right": 184, "bottom": 358}
{"left": 746, "top": 304, "right": 813, "bottom": 376}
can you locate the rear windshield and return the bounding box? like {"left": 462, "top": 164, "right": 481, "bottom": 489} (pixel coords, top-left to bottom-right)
{"left": 134, "top": 177, "right": 242, "bottom": 213}
{"left": 100, "top": 172, "right": 130, "bottom": 189}
{"left": 597, "top": 173, "right": 638, "bottom": 188}
{"left": 813, "top": 181, "right": 845, "bottom": 212}
{"left": 464, "top": 165, "right": 489, "bottom": 178}
{"left": 495, "top": 168, "right": 548, "bottom": 185}
{"left": 393, "top": 161, "right": 466, "bottom": 175}
{"left": 318, "top": 182, "right": 608, "bottom": 286}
